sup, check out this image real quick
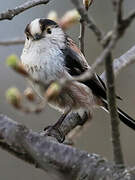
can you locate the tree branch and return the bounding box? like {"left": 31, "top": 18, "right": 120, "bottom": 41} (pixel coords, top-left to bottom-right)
{"left": 0, "top": 0, "right": 50, "bottom": 21}
{"left": 79, "top": 19, "right": 85, "bottom": 54}
{"left": 71, "top": 0, "right": 103, "bottom": 41}
{"left": 116, "top": 0, "right": 123, "bottom": 24}
{"left": 103, "top": 0, "right": 124, "bottom": 165}
{"left": 104, "top": 39, "right": 124, "bottom": 165}
{"left": 0, "top": 38, "right": 24, "bottom": 46}
{"left": 101, "top": 45, "right": 135, "bottom": 80}
{"left": 0, "top": 114, "right": 135, "bottom": 180}
{"left": 125, "top": 10, "right": 135, "bottom": 24}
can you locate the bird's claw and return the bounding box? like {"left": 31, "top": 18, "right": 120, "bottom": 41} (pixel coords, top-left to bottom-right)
{"left": 44, "top": 125, "right": 65, "bottom": 143}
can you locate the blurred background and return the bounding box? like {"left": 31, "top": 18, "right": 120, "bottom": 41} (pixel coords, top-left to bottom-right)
{"left": 0, "top": 0, "right": 135, "bottom": 179}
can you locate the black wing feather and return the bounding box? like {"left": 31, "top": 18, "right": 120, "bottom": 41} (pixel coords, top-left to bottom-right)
{"left": 61, "top": 47, "right": 107, "bottom": 100}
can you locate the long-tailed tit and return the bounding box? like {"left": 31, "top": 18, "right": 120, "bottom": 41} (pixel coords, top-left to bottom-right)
{"left": 21, "top": 18, "right": 135, "bottom": 142}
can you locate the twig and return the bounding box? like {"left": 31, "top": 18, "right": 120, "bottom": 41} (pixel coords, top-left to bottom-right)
{"left": 71, "top": 0, "right": 103, "bottom": 41}
{"left": 104, "top": 0, "right": 124, "bottom": 165}
{"left": 116, "top": 0, "right": 124, "bottom": 24}
{"left": 79, "top": 19, "right": 85, "bottom": 54}
{"left": 0, "top": 0, "right": 50, "bottom": 21}
{"left": 125, "top": 10, "right": 135, "bottom": 23}
{"left": 0, "top": 38, "right": 24, "bottom": 46}
{"left": 101, "top": 45, "right": 135, "bottom": 80}
{"left": 104, "top": 35, "right": 124, "bottom": 165}
{"left": 0, "top": 114, "right": 135, "bottom": 180}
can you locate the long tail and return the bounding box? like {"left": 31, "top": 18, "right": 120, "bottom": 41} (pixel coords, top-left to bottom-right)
{"left": 103, "top": 100, "right": 135, "bottom": 130}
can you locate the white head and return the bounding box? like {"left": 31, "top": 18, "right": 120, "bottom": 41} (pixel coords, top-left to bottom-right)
{"left": 24, "top": 18, "right": 65, "bottom": 48}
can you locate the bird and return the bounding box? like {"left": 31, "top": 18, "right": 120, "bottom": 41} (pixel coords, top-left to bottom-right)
{"left": 21, "top": 18, "right": 135, "bottom": 142}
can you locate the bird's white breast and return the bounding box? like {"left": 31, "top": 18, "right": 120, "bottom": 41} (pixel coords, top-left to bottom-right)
{"left": 21, "top": 37, "right": 66, "bottom": 86}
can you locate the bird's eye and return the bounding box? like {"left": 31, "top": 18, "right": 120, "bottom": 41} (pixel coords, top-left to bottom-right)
{"left": 46, "top": 28, "right": 52, "bottom": 34}
{"left": 26, "top": 36, "right": 29, "bottom": 40}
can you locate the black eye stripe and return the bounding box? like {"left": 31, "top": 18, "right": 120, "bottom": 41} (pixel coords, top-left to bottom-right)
{"left": 25, "top": 23, "right": 32, "bottom": 38}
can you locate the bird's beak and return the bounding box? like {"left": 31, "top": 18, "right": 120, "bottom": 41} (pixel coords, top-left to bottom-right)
{"left": 33, "top": 33, "right": 42, "bottom": 41}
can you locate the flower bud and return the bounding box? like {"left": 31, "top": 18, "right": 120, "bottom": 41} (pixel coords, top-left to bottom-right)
{"left": 6, "top": 87, "right": 22, "bottom": 108}
{"left": 6, "top": 54, "right": 19, "bottom": 69}
{"left": 60, "top": 9, "right": 80, "bottom": 30}
{"left": 24, "top": 88, "right": 35, "bottom": 101}
{"left": 45, "top": 82, "right": 61, "bottom": 101}
{"left": 47, "top": 11, "right": 58, "bottom": 22}
{"left": 6, "top": 54, "right": 28, "bottom": 76}
{"left": 83, "top": 0, "right": 93, "bottom": 10}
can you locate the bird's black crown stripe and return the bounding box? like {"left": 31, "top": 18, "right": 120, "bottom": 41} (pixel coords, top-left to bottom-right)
{"left": 39, "top": 19, "right": 58, "bottom": 32}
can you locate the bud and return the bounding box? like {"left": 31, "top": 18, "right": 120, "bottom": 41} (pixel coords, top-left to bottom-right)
{"left": 45, "top": 82, "right": 61, "bottom": 101}
{"left": 60, "top": 9, "right": 80, "bottom": 30}
{"left": 47, "top": 11, "right": 58, "bottom": 22}
{"left": 83, "top": 0, "right": 93, "bottom": 11}
{"left": 6, "top": 54, "right": 19, "bottom": 69}
{"left": 6, "top": 54, "right": 28, "bottom": 76}
{"left": 6, "top": 87, "right": 22, "bottom": 108}
{"left": 24, "top": 88, "right": 35, "bottom": 101}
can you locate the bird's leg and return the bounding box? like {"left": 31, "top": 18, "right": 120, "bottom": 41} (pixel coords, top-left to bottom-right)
{"left": 66, "top": 110, "right": 92, "bottom": 144}
{"left": 44, "top": 108, "right": 71, "bottom": 143}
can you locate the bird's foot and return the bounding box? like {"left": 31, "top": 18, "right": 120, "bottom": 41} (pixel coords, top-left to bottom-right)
{"left": 44, "top": 125, "right": 65, "bottom": 143}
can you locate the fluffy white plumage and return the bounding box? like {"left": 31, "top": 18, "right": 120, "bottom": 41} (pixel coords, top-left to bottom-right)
{"left": 21, "top": 19, "right": 66, "bottom": 84}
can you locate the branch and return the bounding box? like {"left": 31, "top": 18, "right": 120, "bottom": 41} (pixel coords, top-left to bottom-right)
{"left": 116, "top": 0, "right": 123, "bottom": 24}
{"left": 103, "top": 0, "right": 124, "bottom": 165}
{"left": 104, "top": 39, "right": 124, "bottom": 165}
{"left": 101, "top": 5, "right": 135, "bottom": 165}
{"left": 79, "top": 19, "right": 85, "bottom": 54}
{"left": 0, "top": 0, "right": 50, "bottom": 21}
{"left": 101, "top": 45, "right": 135, "bottom": 80}
{"left": 0, "top": 38, "right": 24, "bottom": 46}
{"left": 125, "top": 10, "right": 135, "bottom": 24}
{"left": 71, "top": 0, "right": 103, "bottom": 41}
{"left": 0, "top": 114, "right": 135, "bottom": 180}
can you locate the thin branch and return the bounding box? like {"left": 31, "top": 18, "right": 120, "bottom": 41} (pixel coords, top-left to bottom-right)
{"left": 125, "top": 9, "right": 135, "bottom": 23}
{"left": 79, "top": 19, "right": 85, "bottom": 54}
{"left": 104, "top": 36, "right": 124, "bottom": 165}
{"left": 122, "top": 9, "right": 135, "bottom": 28}
{"left": 104, "top": 0, "right": 124, "bottom": 165}
{"left": 0, "top": 114, "right": 135, "bottom": 180}
{"left": 0, "top": 0, "right": 50, "bottom": 21}
{"left": 101, "top": 45, "right": 135, "bottom": 80}
{"left": 0, "top": 38, "right": 24, "bottom": 46}
{"left": 71, "top": 0, "right": 103, "bottom": 41}
{"left": 116, "top": 0, "right": 124, "bottom": 24}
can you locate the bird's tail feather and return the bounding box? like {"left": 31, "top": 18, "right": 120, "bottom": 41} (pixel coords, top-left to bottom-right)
{"left": 102, "top": 100, "right": 135, "bottom": 130}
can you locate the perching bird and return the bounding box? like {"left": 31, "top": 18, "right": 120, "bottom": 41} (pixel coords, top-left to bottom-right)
{"left": 21, "top": 18, "right": 135, "bottom": 142}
